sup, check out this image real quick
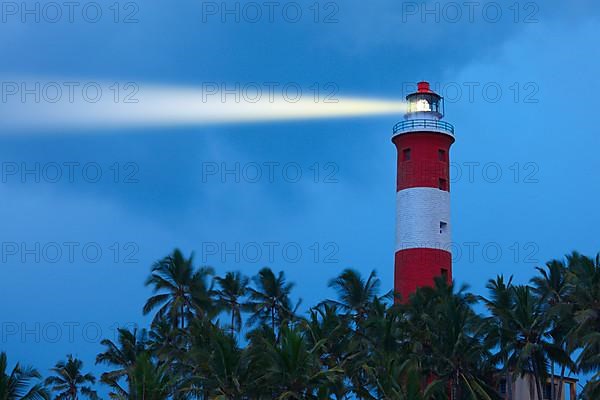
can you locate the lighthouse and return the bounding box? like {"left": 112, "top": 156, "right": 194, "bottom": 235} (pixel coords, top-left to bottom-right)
{"left": 392, "top": 81, "right": 455, "bottom": 301}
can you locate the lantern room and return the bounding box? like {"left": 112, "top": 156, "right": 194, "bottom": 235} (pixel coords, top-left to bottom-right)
{"left": 393, "top": 81, "right": 454, "bottom": 137}
{"left": 405, "top": 81, "right": 444, "bottom": 119}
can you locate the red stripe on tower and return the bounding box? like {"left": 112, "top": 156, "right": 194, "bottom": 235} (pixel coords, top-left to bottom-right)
{"left": 392, "top": 81, "right": 455, "bottom": 302}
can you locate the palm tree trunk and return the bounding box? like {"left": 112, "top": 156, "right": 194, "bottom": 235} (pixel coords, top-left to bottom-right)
{"left": 537, "top": 379, "right": 544, "bottom": 400}
{"left": 451, "top": 372, "right": 458, "bottom": 400}
{"left": 557, "top": 364, "right": 566, "bottom": 400}
{"left": 528, "top": 374, "right": 536, "bottom": 400}
{"left": 271, "top": 307, "right": 275, "bottom": 333}
{"left": 181, "top": 304, "right": 185, "bottom": 329}
{"left": 531, "top": 360, "right": 543, "bottom": 400}
{"left": 231, "top": 307, "right": 235, "bottom": 336}
{"left": 550, "top": 362, "right": 555, "bottom": 400}
{"left": 533, "top": 364, "right": 544, "bottom": 400}
{"left": 506, "top": 368, "right": 513, "bottom": 400}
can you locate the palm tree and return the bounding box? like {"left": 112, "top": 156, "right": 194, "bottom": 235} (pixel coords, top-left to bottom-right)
{"left": 302, "top": 304, "right": 351, "bottom": 399}
{"left": 45, "top": 355, "right": 98, "bottom": 400}
{"left": 481, "top": 275, "right": 515, "bottom": 400}
{"left": 531, "top": 261, "right": 569, "bottom": 306}
{"left": 581, "top": 374, "right": 600, "bottom": 399}
{"left": 95, "top": 327, "right": 149, "bottom": 398}
{"left": 147, "top": 317, "right": 186, "bottom": 365}
{"left": 358, "top": 300, "right": 407, "bottom": 399}
{"left": 183, "top": 322, "right": 251, "bottom": 399}
{"left": 176, "top": 317, "right": 229, "bottom": 399}
{"left": 566, "top": 252, "right": 600, "bottom": 396}
{"left": 413, "top": 278, "right": 499, "bottom": 400}
{"left": 504, "top": 285, "right": 568, "bottom": 400}
{"left": 258, "top": 325, "right": 342, "bottom": 399}
{"left": 326, "top": 269, "right": 381, "bottom": 324}
{"left": 214, "top": 271, "right": 249, "bottom": 336}
{"left": 368, "top": 358, "right": 444, "bottom": 400}
{"left": 0, "top": 352, "right": 49, "bottom": 400}
{"left": 128, "top": 353, "right": 173, "bottom": 400}
{"left": 324, "top": 267, "right": 385, "bottom": 398}
{"left": 143, "top": 248, "right": 214, "bottom": 329}
{"left": 246, "top": 267, "right": 297, "bottom": 334}
{"left": 531, "top": 260, "right": 575, "bottom": 400}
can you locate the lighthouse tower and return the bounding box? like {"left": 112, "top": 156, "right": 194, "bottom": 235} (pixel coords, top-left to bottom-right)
{"left": 392, "top": 81, "right": 455, "bottom": 301}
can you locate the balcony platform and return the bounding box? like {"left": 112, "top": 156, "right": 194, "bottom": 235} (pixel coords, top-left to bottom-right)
{"left": 393, "top": 119, "right": 455, "bottom": 137}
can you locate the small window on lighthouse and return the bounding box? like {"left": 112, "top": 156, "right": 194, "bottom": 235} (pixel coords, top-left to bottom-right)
{"left": 441, "top": 268, "right": 449, "bottom": 280}
{"left": 440, "top": 221, "right": 448, "bottom": 234}
{"left": 438, "top": 149, "right": 446, "bottom": 161}
{"left": 403, "top": 148, "right": 411, "bottom": 161}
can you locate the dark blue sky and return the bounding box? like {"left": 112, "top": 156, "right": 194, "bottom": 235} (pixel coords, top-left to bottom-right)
{"left": 1, "top": 0, "right": 599, "bottom": 390}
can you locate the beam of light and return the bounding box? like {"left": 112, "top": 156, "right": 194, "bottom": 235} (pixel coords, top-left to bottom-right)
{"left": 0, "top": 82, "right": 407, "bottom": 132}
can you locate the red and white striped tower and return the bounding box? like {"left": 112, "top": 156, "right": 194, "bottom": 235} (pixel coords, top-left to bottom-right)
{"left": 392, "top": 81, "right": 455, "bottom": 301}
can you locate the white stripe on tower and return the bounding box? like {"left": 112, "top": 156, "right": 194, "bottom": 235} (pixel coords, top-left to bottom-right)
{"left": 395, "top": 187, "right": 451, "bottom": 252}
